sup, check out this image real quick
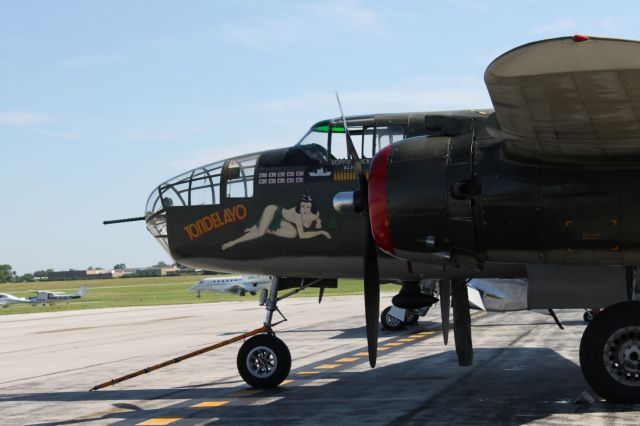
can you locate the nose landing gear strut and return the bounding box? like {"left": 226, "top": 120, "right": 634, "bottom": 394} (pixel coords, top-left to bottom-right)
{"left": 236, "top": 276, "right": 325, "bottom": 388}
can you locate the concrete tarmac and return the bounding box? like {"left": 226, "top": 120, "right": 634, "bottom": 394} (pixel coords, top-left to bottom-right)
{"left": 0, "top": 295, "right": 639, "bottom": 425}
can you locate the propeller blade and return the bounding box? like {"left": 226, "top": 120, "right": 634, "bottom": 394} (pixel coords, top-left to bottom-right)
{"left": 363, "top": 218, "right": 380, "bottom": 367}
{"left": 335, "top": 92, "right": 367, "bottom": 191}
{"left": 451, "top": 278, "right": 473, "bottom": 366}
{"left": 439, "top": 279, "right": 451, "bottom": 345}
{"left": 335, "top": 92, "right": 380, "bottom": 368}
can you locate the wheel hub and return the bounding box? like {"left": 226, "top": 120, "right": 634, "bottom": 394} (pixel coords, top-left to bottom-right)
{"left": 246, "top": 345, "right": 278, "bottom": 378}
{"left": 604, "top": 326, "right": 640, "bottom": 386}
{"left": 385, "top": 313, "right": 402, "bottom": 327}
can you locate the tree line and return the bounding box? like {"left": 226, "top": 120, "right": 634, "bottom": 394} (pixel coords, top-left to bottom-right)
{"left": 0, "top": 262, "right": 174, "bottom": 283}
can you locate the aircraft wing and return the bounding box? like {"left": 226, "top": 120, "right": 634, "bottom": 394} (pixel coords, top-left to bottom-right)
{"left": 485, "top": 36, "right": 640, "bottom": 163}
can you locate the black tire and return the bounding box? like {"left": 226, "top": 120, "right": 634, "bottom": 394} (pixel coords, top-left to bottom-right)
{"left": 579, "top": 300, "right": 640, "bottom": 403}
{"left": 405, "top": 312, "right": 419, "bottom": 325}
{"left": 237, "top": 334, "right": 291, "bottom": 388}
{"left": 381, "top": 306, "right": 404, "bottom": 331}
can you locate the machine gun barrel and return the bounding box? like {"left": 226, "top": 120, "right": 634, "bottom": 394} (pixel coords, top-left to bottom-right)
{"left": 102, "top": 216, "right": 146, "bottom": 225}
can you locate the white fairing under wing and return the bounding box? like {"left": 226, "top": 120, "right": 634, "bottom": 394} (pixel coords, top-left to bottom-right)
{"left": 485, "top": 36, "right": 640, "bottom": 163}
{"left": 467, "top": 278, "right": 528, "bottom": 312}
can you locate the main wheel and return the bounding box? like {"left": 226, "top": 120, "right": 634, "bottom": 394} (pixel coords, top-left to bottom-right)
{"left": 381, "top": 306, "right": 404, "bottom": 331}
{"left": 579, "top": 300, "right": 640, "bottom": 403}
{"left": 237, "top": 334, "right": 291, "bottom": 388}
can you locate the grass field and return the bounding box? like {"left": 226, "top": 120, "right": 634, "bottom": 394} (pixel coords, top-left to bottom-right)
{"left": 0, "top": 275, "right": 399, "bottom": 315}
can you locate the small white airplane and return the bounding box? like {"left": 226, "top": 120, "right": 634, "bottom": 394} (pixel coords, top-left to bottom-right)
{"left": 0, "top": 293, "right": 31, "bottom": 307}
{"left": 189, "top": 275, "right": 271, "bottom": 297}
{"left": 28, "top": 286, "right": 88, "bottom": 304}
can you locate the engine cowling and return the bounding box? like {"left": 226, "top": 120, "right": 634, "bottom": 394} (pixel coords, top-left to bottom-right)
{"left": 369, "top": 135, "right": 468, "bottom": 263}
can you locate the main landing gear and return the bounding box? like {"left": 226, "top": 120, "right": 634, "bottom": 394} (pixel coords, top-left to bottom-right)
{"left": 580, "top": 300, "right": 640, "bottom": 402}
{"left": 237, "top": 276, "right": 322, "bottom": 388}
{"left": 381, "top": 280, "right": 438, "bottom": 331}
{"left": 381, "top": 306, "right": 426, "bottom": 331}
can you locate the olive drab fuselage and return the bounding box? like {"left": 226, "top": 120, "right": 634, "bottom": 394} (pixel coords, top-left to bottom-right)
{"left": 146, "top": 110, "right": 640, "bottom": 281}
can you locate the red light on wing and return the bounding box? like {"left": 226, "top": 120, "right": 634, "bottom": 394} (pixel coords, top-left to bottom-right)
{"left": 573, "top": 34, "right": 589, "bottom": 42}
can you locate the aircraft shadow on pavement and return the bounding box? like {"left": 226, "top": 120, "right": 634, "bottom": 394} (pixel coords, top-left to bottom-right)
{"left": 221, "top": 322, "right": 441, "bottom": 340}
{"left": 10, "top": 347, "right": 640, "bottom": 426}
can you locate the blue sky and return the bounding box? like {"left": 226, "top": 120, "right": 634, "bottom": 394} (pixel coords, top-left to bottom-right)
{"left": 1, "top": 0, "right": 638, "bottom": 274}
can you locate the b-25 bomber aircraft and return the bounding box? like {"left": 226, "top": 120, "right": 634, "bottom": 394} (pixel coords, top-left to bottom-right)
{"left": 108, "top": 36, "right": 640, "bottom": 403}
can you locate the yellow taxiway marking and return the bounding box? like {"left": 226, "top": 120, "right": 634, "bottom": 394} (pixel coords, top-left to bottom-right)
{"left": 315, "top": 363, "right": 342, "bottom": 369}
{"left": 398, "top": 338, "right": 416, "bottom": 342}
{"left": 336, "top": 357, "right": 359, "bottom": 362}
{"left": 297, "top": 371, "right": 320, "bottom": 375}
{"left": 377, "top": 346, "right": 390, "bottom": 351}
{"left": 384, "top": 342, "right": 403, "bottom": 347}
{"left": 418, "top": 331, "right": 435, "bottom": 335}
{"left": 137, "top": 418, "right": 182, "bottom": 426}
{"left": 229, "top": 389, "right": 263, "bottom": 397}
{"left": 410, "top": 334, "right": 426, "bottom": 338}
{"left": 353, "top": 352, "right": 369, "bottom": 356}
{"left": 281, "top": 379, "right": 295, "bottom": 385}
{"left": 191, "top": 401, "right": 229, "bottom": 408}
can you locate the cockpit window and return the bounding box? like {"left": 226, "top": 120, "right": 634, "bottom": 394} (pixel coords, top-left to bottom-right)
{"left": 297, "top": 128, "right": 330, "bottom": 163}
{"left": 375, "top": 126, "right": 405, "bottom": 151}
{"left": 329, "top": 126, "right": 351, "bottom": 160}
{"left": 297, "top": 121, "right": 406, "bottom": 162}
{"left": 226, "top": 155, "right": 257, "bottom": 199}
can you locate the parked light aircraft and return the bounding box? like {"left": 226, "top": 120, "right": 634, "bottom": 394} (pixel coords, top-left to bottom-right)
{"left": 189, "top": 275, "right": 271, "bottom": 297}
{"left": 0, "top": 293, "right": 31, "bottom": 307}
{"left": 0, "top": 286, "right": 87, "bottom": 307}
{"left": 28, "top": 286, "right": 87, "bottom": 304}
{"left": 107, "top": 36, "right": 640, "bottom": 403}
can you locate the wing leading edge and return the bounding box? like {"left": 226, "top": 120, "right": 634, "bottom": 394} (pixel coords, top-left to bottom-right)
{"left": 485, "top": 36, "right": 640, "bottom": 163}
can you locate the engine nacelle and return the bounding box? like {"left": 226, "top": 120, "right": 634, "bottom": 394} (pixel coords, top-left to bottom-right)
{"left": 368, "top": 132, "right": 640, "bottom": 266}
{"left": 369, "top": 136, "right": 458, "bottom": 263}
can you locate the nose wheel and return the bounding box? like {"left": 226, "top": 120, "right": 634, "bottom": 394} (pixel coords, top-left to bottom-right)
{"left": 237, "top": 334, "right": 291, "bottom": 388}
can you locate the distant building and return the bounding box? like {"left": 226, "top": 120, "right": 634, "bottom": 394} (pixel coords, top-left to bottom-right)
{"left": 44, "top": 265, "right": 189, "bottom": 281}
{"left": 86, "top": 268, "right": 109, "bottom": 276}
{"left": 134, "top": 266, "right": 179, "bottom": 277}
{"left": 46, "top": 269, "right": 112, "bottom": 280}
{"left": 111, "top": 268, "right": 137, "bottom": 278}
